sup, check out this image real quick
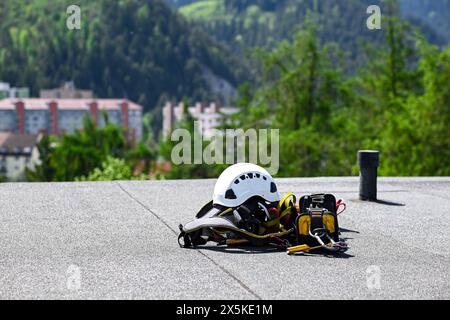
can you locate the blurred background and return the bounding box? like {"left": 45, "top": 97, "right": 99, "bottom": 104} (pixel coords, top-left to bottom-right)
{"left": 0, "top": 0, "right": 449, "bottom": 182}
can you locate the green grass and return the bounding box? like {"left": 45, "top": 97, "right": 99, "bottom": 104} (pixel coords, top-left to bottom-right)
{"left": 179, "top": 0, "right": 225, "bottom": 20}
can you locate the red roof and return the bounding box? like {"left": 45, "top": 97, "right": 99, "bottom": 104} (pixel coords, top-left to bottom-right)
{"left": 0, "top": 132, "right": 38, "bottom": 154}
{"left": 0, "top": 98, "right": 142, "bottom": 111}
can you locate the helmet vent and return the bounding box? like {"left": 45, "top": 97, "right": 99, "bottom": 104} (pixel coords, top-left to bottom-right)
{"left": 234, "top": 180, "right": 240, "bottom": 184}
{"left": 270, "top": 182, "right": 277, "bottom": 193}
{"left": 263, "top": 176, "right": 267, "bottom": 180}
{"left": 225, "top": 189, "right": 237, "bottom": 199}
{"left": 240, "top": 175, "right": 246, "bottom": 180}
{"left": 256, "top": 173, "right": 260, "bottom": 178}
{"left": 248, "top": 173, "right": 253, "bottom": 178}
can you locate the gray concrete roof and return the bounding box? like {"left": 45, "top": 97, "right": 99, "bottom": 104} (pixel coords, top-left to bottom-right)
{"left": 0, "top": 177, "right": 449, "bottom": 299}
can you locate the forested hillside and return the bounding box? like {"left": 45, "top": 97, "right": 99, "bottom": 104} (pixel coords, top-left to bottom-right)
{"left": 172, "top": 0, "right": 448, "bottom": 57}
{"left": 0, "top": 0, "right": 246, "bottom": 113}
{"left": 159, "top": 0, "right": 450, "bottom": 178}
{"left": 209, "top": 18, "right": 450, "bottom": 177}
{"left": 399, "top": 0, "right": 450, "bottom": 42}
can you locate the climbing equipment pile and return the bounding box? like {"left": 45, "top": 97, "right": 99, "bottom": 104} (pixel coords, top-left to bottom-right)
{"left": 178, "top": 163, "right": 348, "bottom": 255}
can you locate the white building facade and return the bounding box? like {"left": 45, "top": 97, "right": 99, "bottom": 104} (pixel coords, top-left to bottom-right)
{"left": 0, "top": 133, "right": 40, "bottom": 181}
{"left": 163, "top": 101, "right": 239, "bottom": 138}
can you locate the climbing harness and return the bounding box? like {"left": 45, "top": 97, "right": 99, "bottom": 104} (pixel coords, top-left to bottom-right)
{"left": 288, "top": 194, "right": 348, "bottom": 254}
{"left": 178, "top": 163, "right": 349, "bottom": 255}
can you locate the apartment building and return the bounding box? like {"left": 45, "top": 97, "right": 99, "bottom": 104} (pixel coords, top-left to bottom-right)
{"left": 0, "top": 98, "right": 143, "bottom": 143}
{"left": 163, "top": 101, "right": 239, "bottom": 138}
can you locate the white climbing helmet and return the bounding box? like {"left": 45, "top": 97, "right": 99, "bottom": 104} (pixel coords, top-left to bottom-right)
{"left": 213, "top": 163, "right": 280, "bottom": 208}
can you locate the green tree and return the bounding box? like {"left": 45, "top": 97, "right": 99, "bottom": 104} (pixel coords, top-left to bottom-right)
{"left": 158, "top": 99, "right": 226, "bottom": 179}
{"left": 378, "top": 38, "right": 450, "bottom": 175}
{"left": 50, "top": 115, "right": 125, "bottom": 181}
{"left": 26, "top": 114, "right": 154, "bottom": 182}
{"left": 76, "top": 156, "right": 147, "bottom": 181}
{"left": 238, "top": 25, "right": 354, "bottom": 177}
{"left": 411, "top": 42, "right": 450, "bottom": 175}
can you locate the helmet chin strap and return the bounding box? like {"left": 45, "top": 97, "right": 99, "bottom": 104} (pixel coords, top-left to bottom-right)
{"left": 258, "top": 202, "right": 271, "bottom": 220}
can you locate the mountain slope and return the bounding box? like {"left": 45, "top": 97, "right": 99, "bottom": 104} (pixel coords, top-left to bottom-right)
{"left": 0, "top": 0, "right": 245, "bottom": 112}
{"left": 174, "top": 0, "right": 386, "bottom": 62}
{"left": 171, "top": 0, "right": 448, "bottom": 55}
{"left": 399, "top": 0, "right": 450, "bottom": 42}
